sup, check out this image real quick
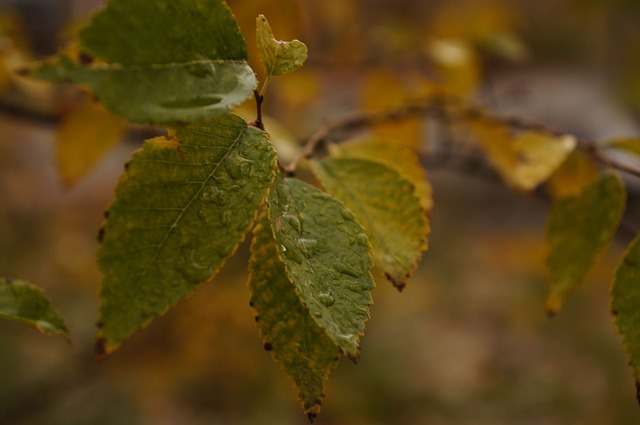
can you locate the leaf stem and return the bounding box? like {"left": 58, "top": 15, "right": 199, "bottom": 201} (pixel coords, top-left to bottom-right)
{"left": 253, "top": 90, "right": 265, "bottom": 131}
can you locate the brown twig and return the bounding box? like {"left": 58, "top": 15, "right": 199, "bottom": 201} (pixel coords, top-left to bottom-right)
{"left": 284, "top": 99, "right": 640, "bottom": 179}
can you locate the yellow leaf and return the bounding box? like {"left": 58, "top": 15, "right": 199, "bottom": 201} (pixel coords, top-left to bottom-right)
{"left": 361, "top": 68, "right": 423, "bottom": 149}
{"left": 469, "top": 119, "right": 576, "bottom": 190}
{"left": 427, "top": 38, "right": 480, "bottom": 96}
{"left": 56, "top": 100, "right": 128, "bottom": 185}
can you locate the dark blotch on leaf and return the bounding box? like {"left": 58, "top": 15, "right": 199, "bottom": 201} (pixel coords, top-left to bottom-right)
{"left": 249, "top": 300, "right": 254, "bottom": 307}
{"left": 97, "top": 227, "right": 105, "bottom": 243}
{"left": 103, "top": 210, "right": 110, "bottom": 219}
{"left": 254, "top": 315, "right": 260, "bottom": 322}
{"left": 264, "top": 342, "right": 273, "bottom": 351}
{"left": 78, "top": 52, "right": 94, "bottom": 64}
{"left": 94, "top": 338, "right": 108, "bottom": 362}
{"left": 306, "top": 412, "right": 318, "bottom": 423}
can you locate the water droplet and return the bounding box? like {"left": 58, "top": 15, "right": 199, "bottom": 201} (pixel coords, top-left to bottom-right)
{"left": 296, "top": 238, "right": 318, "bottom": 257}
{"left": 287, "top": 214, "right": 302, "bottom": 233}
{"left": 334, "top": 261, "right": 360, "bottom": 278}
{"left": 356, "top": 233, "right": 368, "bottom": 247}
{"left": 318, "top": 292, "right": 335, "bottom": 307}
{"left": 222, "top": 210, "right": 233, "bottom": 226}
{"left": 341, "top": 208, "right": 354, "bottom": 220}
{"left": 187, "top": 63, "right": 215, "bottom": 78}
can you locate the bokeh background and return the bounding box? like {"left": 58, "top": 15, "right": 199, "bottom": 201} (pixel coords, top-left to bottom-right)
{"left": 2, "top": 0, "right": 640, "bottom": 424}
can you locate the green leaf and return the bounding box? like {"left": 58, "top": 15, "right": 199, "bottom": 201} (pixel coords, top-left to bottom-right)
{"left": 27, "top": 0, "right": 256, "bottom": 124}
{"left": 249, "top": 213, "right": 339, "bottom": 421}
{"left": 0, "top": 279, "right": 68, "bottom": 340}
{"left": 612, "top": 236, "right": 640, "bottom": 390}
{"left": 267, "top": 175, "right": 374, "bottom": 357}
{"left": 96, "top": 114, "right": 276, "bottom": 356}
{"left": 545, "top": 171, "right": 626, "bottom": 314}
{"left": 329, "top": 138, "right": 433, "bottom": 211}
{"left": 257, "top": 14, "right": 308, "bottom": 77}
{"left": 312, "top": 157, "right": 429, "bottom": 290}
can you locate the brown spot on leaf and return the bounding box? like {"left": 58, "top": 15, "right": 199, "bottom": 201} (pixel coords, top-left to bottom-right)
{"left": 346, "top": 352, "right": 359, "bottom": 364}
{"left": 264, "top": 342, "right": 273, "bottom": 351}
{"left": 94, "top": 338, "right": 109, "bottom": 362}
{"left": 97, "top": 227, "right": 105, "bottom": 243}
{"left": 306, "top": 412, "right": 318, "bottom": 423}
{"left": 103, "top": 210, "right": 110, "bottom": 219}
{"left": 254, "top": 315, "right": 260, "bottom": 322}
{"left": 14, "top": 66, "right": 29, "bottom": 77}
{"left": 78, "top": 52, "right": 94, "bottom": 65}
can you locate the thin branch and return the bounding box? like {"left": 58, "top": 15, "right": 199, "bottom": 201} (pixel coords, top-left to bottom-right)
{"left": 285, "top": 99, "right": 640, "bottom": 179}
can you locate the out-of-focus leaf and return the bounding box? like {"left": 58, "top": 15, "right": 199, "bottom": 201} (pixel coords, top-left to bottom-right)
{"left": 267, "top": 175, "right": 374, "bottom": 358}
{"left": 249, "top": 213, "right": 338, "bottom": 421}
{"left": 546, "top": 151, "right": 599, "bottom": 199}
{"left": 361, "top": 68, "right": 423, "bottom": 149}
{"left": 256, "top": 14, "right": 307, "bottom": 77}
{"left": 56, "top": 100, "right": 128, "bottom": 185}
{"left": 545, "top": 171, "right": 626, "bottom": 314}
{"left": 96, "top": 114, "right": 276, "bottom": 356}
{"left": 329, "top": 138, "right": 433, "bottom": 211}
{"left": 612, "top": 235, "right": 640, "bottom": 389}
{"left": 609, "top": 137, "right": 640, "bottom": 158}
{"left": 26, "top": 0, "right": 256, "bottom": 124}
{"left": 427, "top": 38, "right": 480, "bottom": 96}
{"left": 0, "top": 278, "right": 68, "bottom": 340}
{"left": 312, "top": 157, "right": 428, "bottom": 290}
{"left": 470, "top": 120, "right": 576, "bottom": 190}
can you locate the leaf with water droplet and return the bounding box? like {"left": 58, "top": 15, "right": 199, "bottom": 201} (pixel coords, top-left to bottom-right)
{"left": 545, "top": 171, "right": 625, "bottom": 314}
{"left": 267, "top": 175, "right": 374, "bottom": 357}
{"left": 0, "top": 278, "right": 69, "bottom": 340}
{"left": 24, "top": 0, "right": 256, "bottom": 124}
{"left": 611, "top": 235, "right": 640, "bottom": 390}
{"left": 312, "top": 157, "right": 429, "bottom": 291}
{"left": 249, "top": 213, "right": 339, "bottom": 420}
{"left": 257, "top": 14, "right": 308, "bottom": 77}
{"left": 97, "top": 114, "right": 276, "bottom": 355}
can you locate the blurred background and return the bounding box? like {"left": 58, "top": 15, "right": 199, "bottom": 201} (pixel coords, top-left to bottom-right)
{"left": 1, "top": 0, "right": 640, "bottom": 424}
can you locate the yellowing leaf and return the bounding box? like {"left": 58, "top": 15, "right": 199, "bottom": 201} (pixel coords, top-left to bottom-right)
{"left": 312, "top": 157, "right": 429, "bottom": 290}
{"left": 361, "top": 68, "right": 423, "bottom": 149}
{"left": 27, "top": 0, "right": 256, "bottom": 124}
{"left": 96, "top": 114, "right": 277, "bottom": 356}
{"left": 611, "top": 235, "right": 640, "bottom": 389}
{"left": 56, "top": 100, "right": 128, "bottom": 185}
{"left": 470, "top": 120, "right": 576, "bottom": 190}
{"left": 249, "top": 214, "right": 338, "bottom": 422}
{"left": 257, "top": 14, "right": 307, "bottom": 77}
{"left": 0, "top": 278, "right": 68, "bottom": 340}
{"left": 267, "top": 175, "right": 374, "bottom": 357}
{"left": 546, "top": 151, "right": 599, "bottom": 199}
{"left": 427, "top": 38, "right": 480, "bottom": 96}
{"left": 545, "top": 171, "right": 626, "bottom": 314}
{"left": 609, "top": 137, "right": 640, "bottom": 158}
{"left": 329, "top": 138, "right": 433, "bottom": 211}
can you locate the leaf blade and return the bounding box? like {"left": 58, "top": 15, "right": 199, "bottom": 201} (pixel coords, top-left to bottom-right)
{"left": 312, "top": 157, "right": 429, "bottom": 290}
{"left": 267, "top": 175, "right": 374, "bottom": 357}
{"left": 26, "top": 0, "right": 256, "bottom": 124}
{"left": 0, "top": 279, "right": 68, "bottom": 340}
{"left": 249, "top": 213, "right": 339, "bottom": 420}
{"left": 256, "top": 14, "right": 308, "bottom": 77}
{"left": 545, "top": 171, "right": 626, "bottom": 313}
{"left": 96, "top": 114, "right": 276, "bottom": 355}
{"left": 612, "top": 236, "right": 640, "bottom": 390}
